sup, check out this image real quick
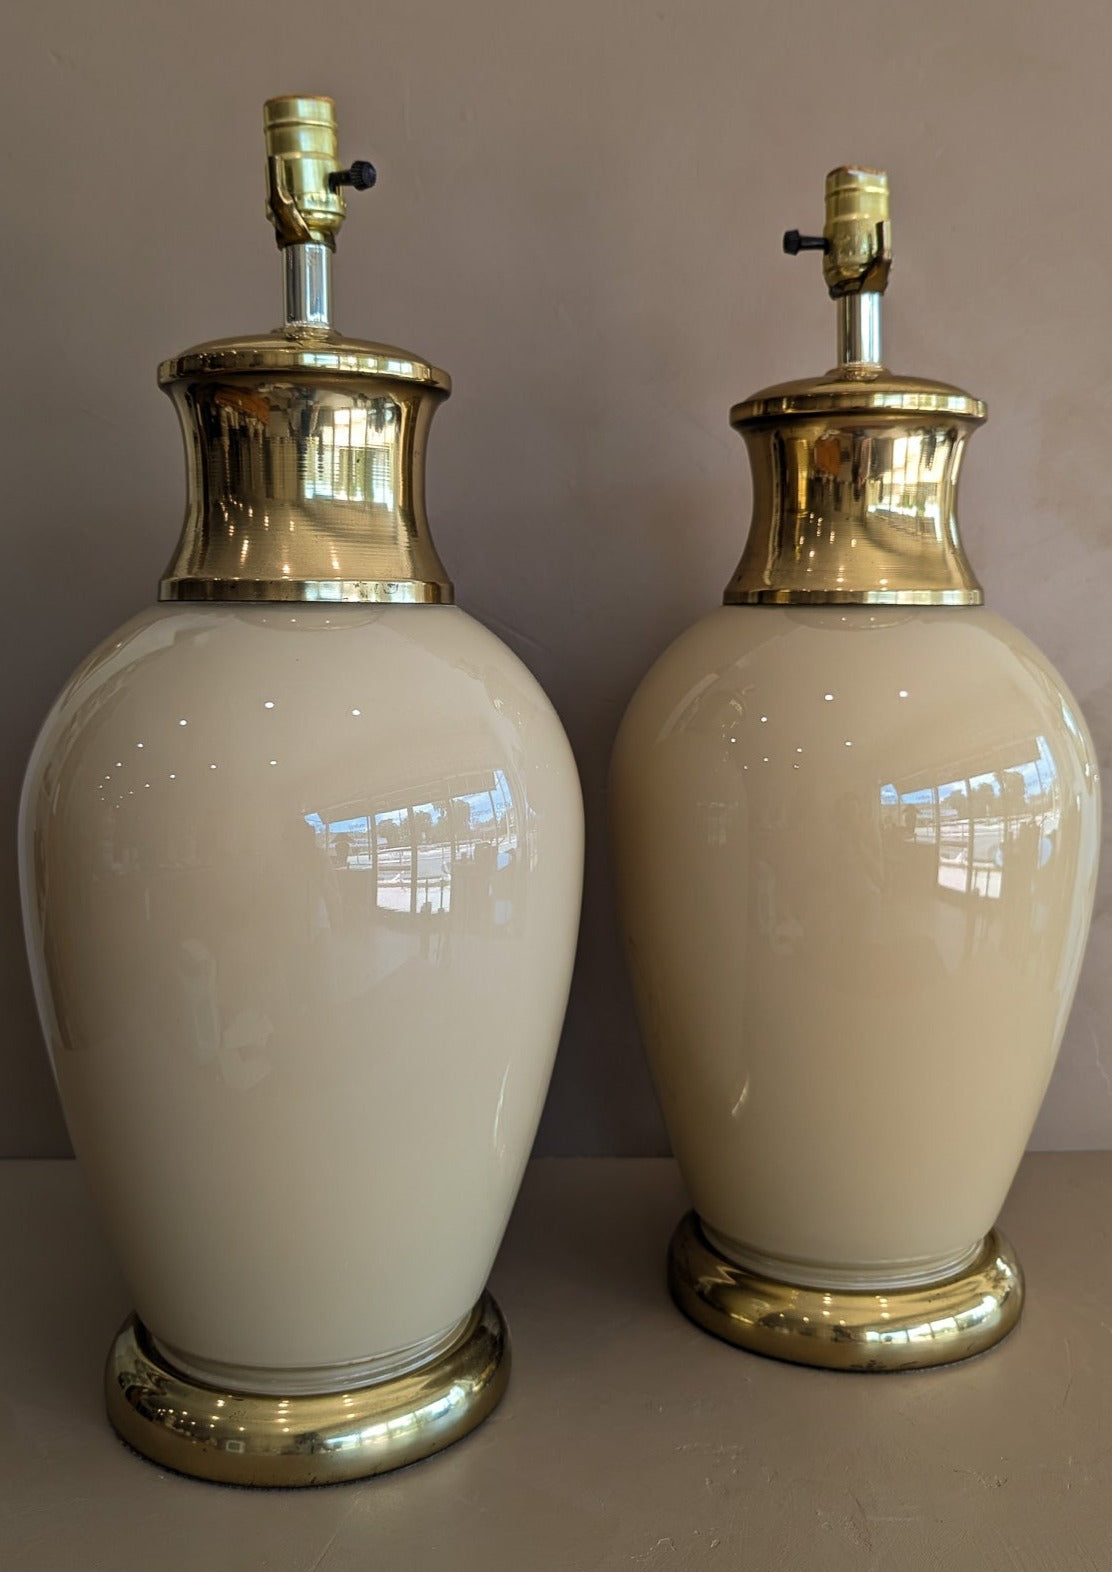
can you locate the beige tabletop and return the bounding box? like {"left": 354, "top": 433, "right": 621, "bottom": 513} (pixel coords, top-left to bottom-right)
{"left": 3, "top": 1155, "right": 1110, "bottom": 1570}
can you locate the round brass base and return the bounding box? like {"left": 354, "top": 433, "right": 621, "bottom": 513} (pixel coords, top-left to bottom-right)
{"left": 105, "top": 1292, "right": 509, "bottom": 1486}
{"left": 668, "top": 1213, "right": 1022, "bottom": 1372}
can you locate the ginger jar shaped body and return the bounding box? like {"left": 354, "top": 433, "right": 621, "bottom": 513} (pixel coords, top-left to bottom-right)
{"left": 18, "top": 98, "right": 583, "bottom": 1484}
{"left": 611, "top": 168, "right": 1099, "bottom": 1370}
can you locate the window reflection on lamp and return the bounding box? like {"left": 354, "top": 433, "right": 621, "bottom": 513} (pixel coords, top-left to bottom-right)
{"left": 880, "top": 734, "right": 1059, "bottom": 903}
{"left": 306, "top": 399, "right": 396, "bottom": 507}
{"left": 301, "top": 769, "right": 521, "bottom": 931}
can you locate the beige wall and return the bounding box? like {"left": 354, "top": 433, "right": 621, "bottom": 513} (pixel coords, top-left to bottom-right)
{"left": 4, "top": 0, "right": 1110, "bottom": 1156}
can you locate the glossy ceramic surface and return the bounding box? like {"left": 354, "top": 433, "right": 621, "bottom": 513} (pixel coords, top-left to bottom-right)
{"left": 611, "top": 606, "right": 1099, "bottom": 1287}
{"left": 20, "top": 603, "right": 583, "bottom": 1384}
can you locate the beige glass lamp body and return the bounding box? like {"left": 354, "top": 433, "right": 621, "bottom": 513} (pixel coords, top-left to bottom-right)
{"left": 18, "top": 98, "right": 583, "bottom": 1484}
{"left": 611, "top": 168, "right": 1099, "bottom": 1370}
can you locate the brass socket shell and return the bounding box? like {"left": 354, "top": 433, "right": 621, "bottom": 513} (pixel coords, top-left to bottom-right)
{"left": 264, "top": 94, "right": 347, "bottom": 247}
{"left": 822, "top": 165, "right": 891, "bottom": 297}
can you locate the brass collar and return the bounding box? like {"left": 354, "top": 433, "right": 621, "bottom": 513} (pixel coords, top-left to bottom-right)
{"left": 159, "top": 330, "right": 454, "bottom": 605}
{"left": 725, "top": 368, "right": 986, "bottom": 607}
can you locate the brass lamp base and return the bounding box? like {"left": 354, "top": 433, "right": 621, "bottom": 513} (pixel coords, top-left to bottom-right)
{"left": 668, "top": 1212, "right": 1022, "bottom": 1372}
{"left": 105, "top": 1292, "right": 509, "bottom": 1486}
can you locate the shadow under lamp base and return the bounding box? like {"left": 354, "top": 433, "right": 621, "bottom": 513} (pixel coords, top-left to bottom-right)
{"left": 668, "top": 1213, "right": 1022, "bottom": 1372}
{"left": 105, "top": 1292, "right": 509, "bottom": 1486}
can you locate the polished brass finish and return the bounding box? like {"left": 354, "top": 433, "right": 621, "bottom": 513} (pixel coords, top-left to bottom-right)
{"left": 160, "top": 337, "right": 450, "bottom": 386}
{"left": 160, "top": 96, "right": 454, "bottom": 604}
{"left": 669, "top": 1213, "right": 1022, "bottom": 1371}
{"left": 159, "top": 336, "right": 453, "bottom": 603}
{"left": 726, "top": 166, "right": 985, "bottom": 605}
{"left": 106, "top": 1294, "right": 509, "bottom": 1486}
{"left": 822, "top": 165, "right": 891, "bottom": 298}
{"left": 263, "top": 95, "right": 347, "bottom": 248}
{"left": 725, "top": 373, "right": 985, "bottom": 605}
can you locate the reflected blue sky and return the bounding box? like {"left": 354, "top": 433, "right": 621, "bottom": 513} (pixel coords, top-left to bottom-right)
{"left": 881, "top": 735, "right": 1059, "bottom": 902}
{"left": 302, "top": 769, "right": 520, "bottom": 924}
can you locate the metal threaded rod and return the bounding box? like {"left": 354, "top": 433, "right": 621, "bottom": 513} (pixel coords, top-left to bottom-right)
{"left": 283, "top": 242, "right": 332, "bottom": 330}
{"left": 837, "top": 292, "right": 882, "bottom": 368}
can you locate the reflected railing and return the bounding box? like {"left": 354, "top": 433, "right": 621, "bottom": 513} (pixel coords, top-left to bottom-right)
{"left": 880, "top": 735, "right": 1061, "bottom": 903}
{"left": 304, "top": 768, "right": 523, "bottom": 934}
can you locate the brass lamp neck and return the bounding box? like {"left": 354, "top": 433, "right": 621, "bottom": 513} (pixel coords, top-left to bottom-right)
{"left": 727, "top": 165, "right": 985, "bottom": 607}
{"left": 158, "top": 96, "right": 453, "bottom": 606}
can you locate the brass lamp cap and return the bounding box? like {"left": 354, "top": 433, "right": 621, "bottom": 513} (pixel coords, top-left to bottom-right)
{"left": 157, "top": 333, "right": 451, "bottom": 390}
{"left": 730, "top": 369, "right": 985, "bottom": 427}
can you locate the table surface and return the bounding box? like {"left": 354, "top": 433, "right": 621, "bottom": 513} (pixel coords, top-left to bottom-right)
{"left": 3, "top": 1155, "right": 1111, "bottom": 1571}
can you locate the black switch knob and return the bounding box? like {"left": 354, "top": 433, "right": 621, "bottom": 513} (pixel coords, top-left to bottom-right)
{"left": 783, "top": 230, "right": 829, "bottom": 255}
{"left": 329, "top": 160, "right": 378, "bottom": 193}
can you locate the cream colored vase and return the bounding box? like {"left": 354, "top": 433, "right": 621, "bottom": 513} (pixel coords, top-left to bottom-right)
{"left": 611, "top": 167, "right": 1100, "bottom": 1370}
{"left": 19, "top": 97, "right": 583, "bottom": 1484}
